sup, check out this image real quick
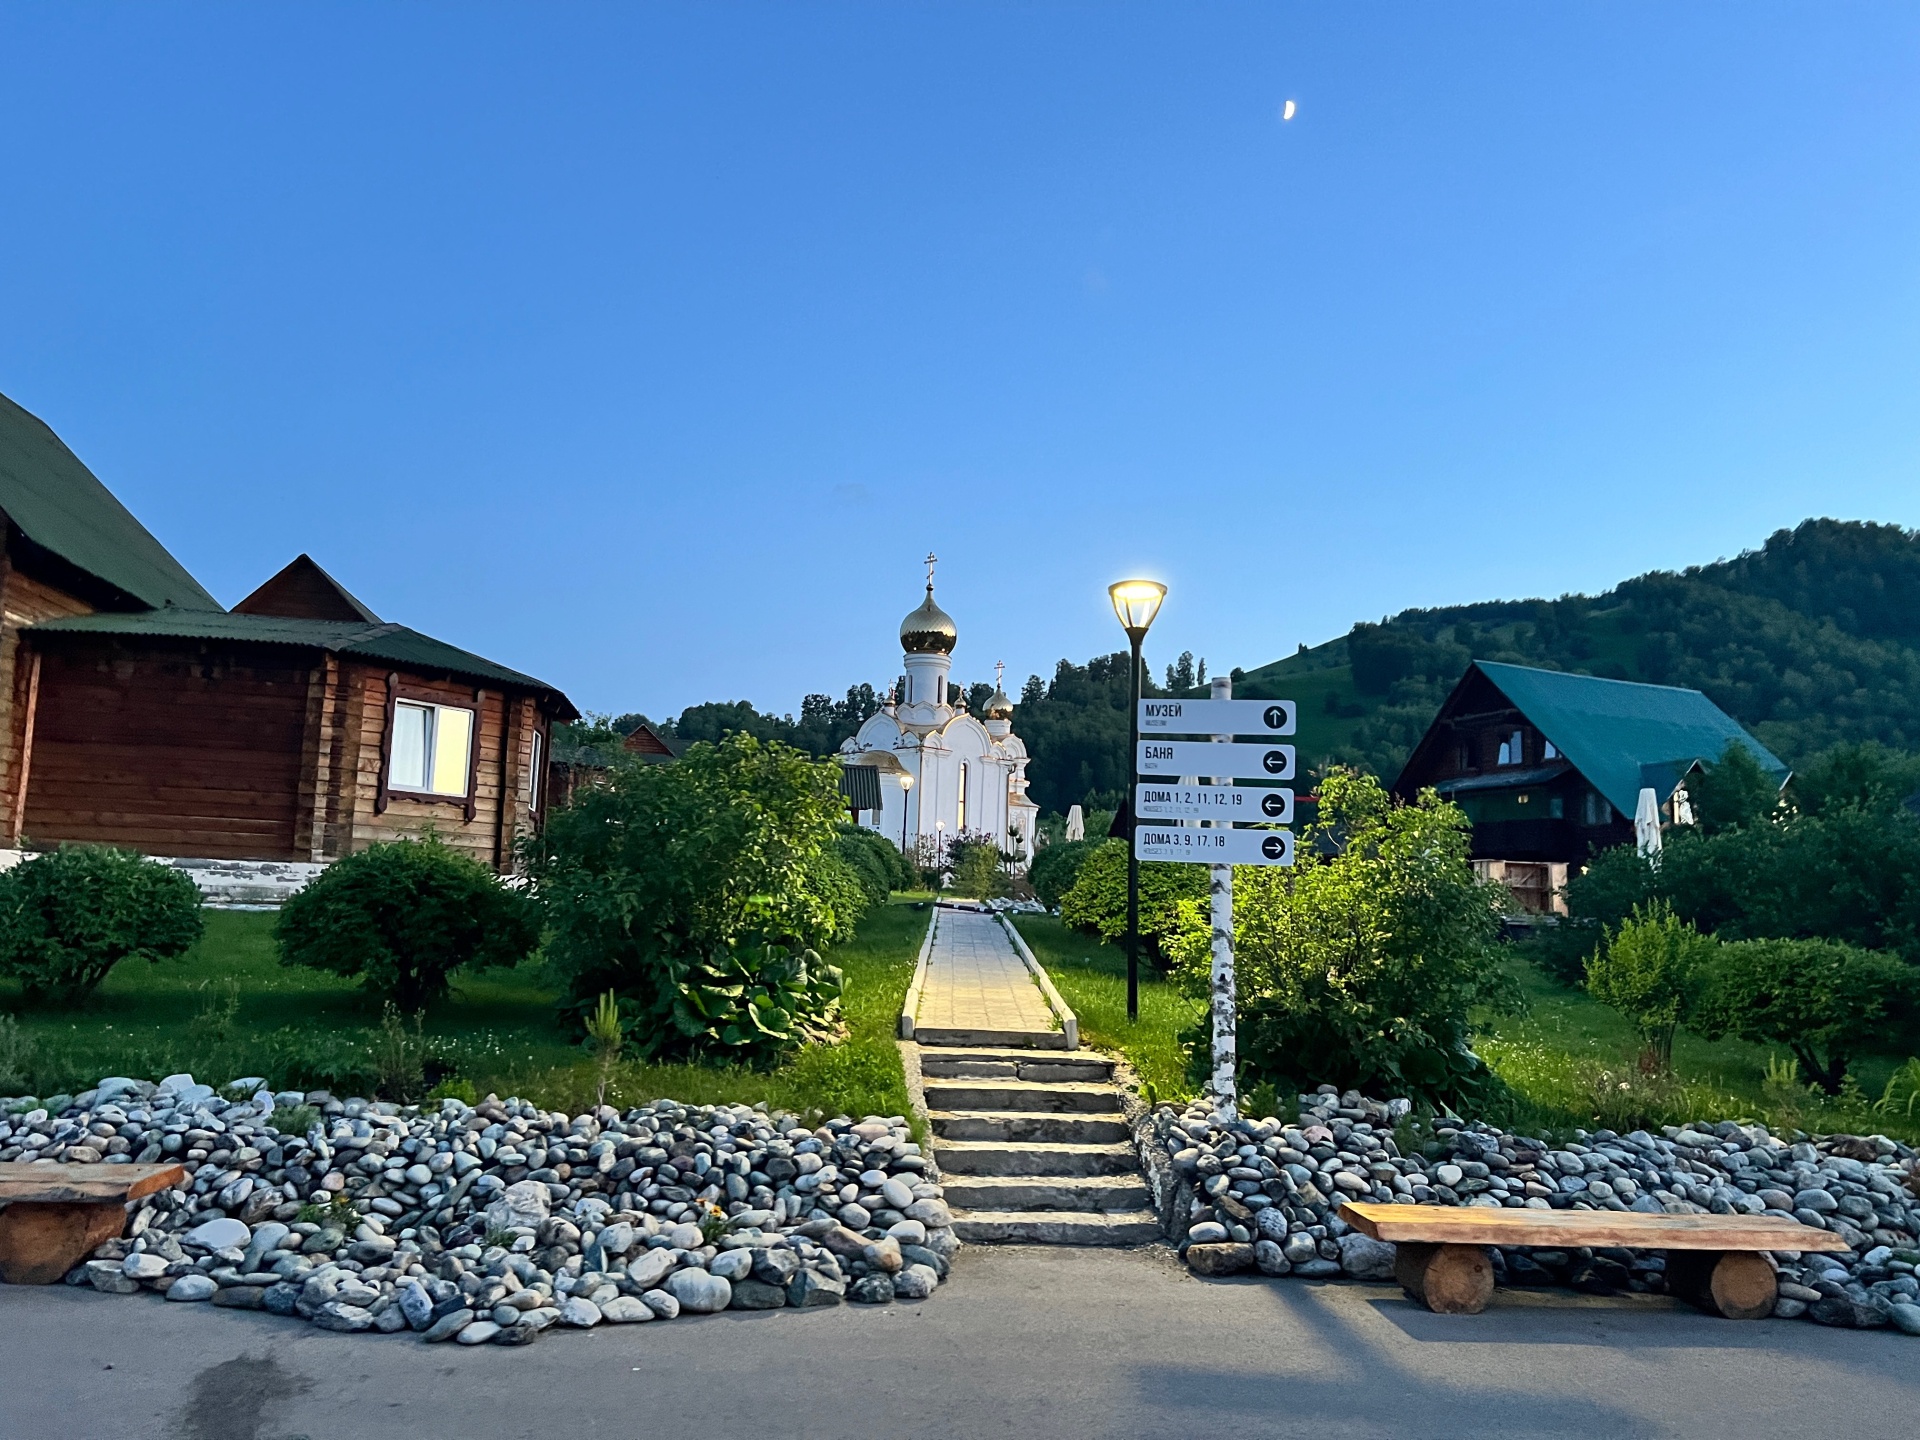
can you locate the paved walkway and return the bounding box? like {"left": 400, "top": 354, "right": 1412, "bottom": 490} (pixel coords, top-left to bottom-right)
{"left": 6, "top": 1246, "right": 1916, "bottom": 1439}
{"left": 914, "top": 907, "right": 1054, "bottom": 1036}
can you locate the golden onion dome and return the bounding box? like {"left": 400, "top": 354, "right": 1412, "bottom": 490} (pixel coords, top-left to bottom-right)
{"left": 985, "top": 685, "right": 1014, "bottom": 719}
{"left": 900, "top": 584, "right": 958, "bottom": 654}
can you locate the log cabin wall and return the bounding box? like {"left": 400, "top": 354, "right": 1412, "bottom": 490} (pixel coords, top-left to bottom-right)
{"left": 339, "top": 664, "right": 547, "bottom": 872}
{"left": 0, "top": 558, "right": 98, "bottom": 842}
{"left": 20, "top": 636, "right": 313, "bottom": 859}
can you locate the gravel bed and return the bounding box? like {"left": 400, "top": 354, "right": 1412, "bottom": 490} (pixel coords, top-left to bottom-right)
{"left": 0, "top": 1073, "right": 957, "bottom": 1343}
{"left": 1164, "top": 1084, "right": 1920, "bottom": 1335}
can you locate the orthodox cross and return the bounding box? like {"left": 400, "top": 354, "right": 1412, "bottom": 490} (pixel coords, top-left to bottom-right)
{"left": 995, "top": 660, "right": 1005, "bottom": 690}
{"left": 924, "top": 551, "right": 938, "bottom": 588}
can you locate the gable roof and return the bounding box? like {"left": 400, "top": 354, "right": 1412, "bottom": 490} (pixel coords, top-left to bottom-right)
{"left": 1421, "top": 660, "right": 1788, "bottom": 818}
{"left": 234, "top": 554, "right": 381, "bottom": 623}
{"left": 28, "top": 608, "right": 578, "bottom": 719}
{"left": 0, "top": 391, "right": 222, "bottom": 611}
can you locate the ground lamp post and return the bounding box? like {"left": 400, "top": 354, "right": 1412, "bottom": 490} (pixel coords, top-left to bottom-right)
{"left": 1108, "top": 578, "right": 1167, "bottom": 1022}
{"left": 899, "top": 772, "right": 914, "bottom": 854}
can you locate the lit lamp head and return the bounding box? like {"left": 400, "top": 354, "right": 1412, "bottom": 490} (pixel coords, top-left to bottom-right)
{"left": 1108, "top": 579, "right": 1168, "bottom": 640}
{"left": 900, "top": 773, "right": 915, "bottom": 792}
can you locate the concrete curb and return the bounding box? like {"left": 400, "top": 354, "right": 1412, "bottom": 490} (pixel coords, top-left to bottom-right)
{"left": 897, "top": 905, "right": 939, "bottom": 1040}
{"left": 895, "top": 1038, "right": 939, "bottom": 1174}
{"left": 1111, "top": 1055, "right": 1183, "bottom": 1241}
{"left": 997, "top": 912, "right": 1079, "bottom": 1050}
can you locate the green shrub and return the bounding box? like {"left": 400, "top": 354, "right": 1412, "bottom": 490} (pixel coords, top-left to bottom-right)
{"left": 1060, "top": 839, "right": 1205, "bottom": 970}
{"left": 948, "top": 836, "right": 1008, "bottom": 900}
{"left": 1028, "top": 838, "right": 1097, "bottom": 910}
{"left": 1584, "top": 901, "right": 1715, "bottom": 1070}
{"left": 276, "top": 835, "right": 539, "bottom": 1010}
{"left": 834, "top": 826, "right": 914, "bottom": 904}
{"left": 0, "top": 845, "right": 203, "bottom": 1004}
{"left": 0, "top": 1014, "right": 32, "bottom": 1093}
{"left": 1692, "top": 936, "right": 1915, "bottom": 1093}
{"left": 1165, "top": 768, "right": 1513, "bottom": 1108}
{"left": 529, "top": 733, "right": 862, "bottom": 1063}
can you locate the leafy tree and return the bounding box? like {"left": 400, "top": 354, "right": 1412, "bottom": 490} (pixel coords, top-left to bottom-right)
{"left": 948, "top": 835, "right": 1009, "bottom": 900}
{"left": 1584, "top": 901, "right": 1716, "bottom": 1069}
{"left": 1792, "top": 741, "right": 1920, "bottom": 818}
{"left": 1693, "top": 937, "right": 1917, "bottom": 1093}
{"left": 833, "top": 825, "right": 914, "bottom": 906}
{"left": 1028, "top": 838, "right": 1098, "bottom": 909}
{"left": 528, "top": 733, "right": 863, "bottom": 1063}
{"left": 276, "top": 834, "right": 540, "bottom": 1009}
{"left": 1686, "top": 743, "right": 1781, "bottom": 833}
{"left": 1060, "top": 838, "right": 1206, "bottom": 970}
{"left": 1164, "top": 769, "right": 1512, "bottom": 1106}
{"left": 0, "top": 846, "right": 203, "bottom": 1004}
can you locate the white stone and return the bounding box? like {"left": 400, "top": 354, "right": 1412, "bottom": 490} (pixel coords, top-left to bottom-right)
{"left": 485, "top": 1179, "right": 551, "bottom": 1232}
{"left": 557, "top": 1297, "right": 602, "bottom": 1328}
{"left": 185, "top": 1217, "right": 251, "bottom": 1250}
{"left": 166, "top": 1275, "right": 218, "bottom": 1302}
{"left": 665, "top": 1268, "right": 731, "bottom": 1313}
{"left": 599, "top": 1295, "right": 654, "bottom": 1323}
{"left": 627, "top": 1249, "right": 675, "bottom": 1289}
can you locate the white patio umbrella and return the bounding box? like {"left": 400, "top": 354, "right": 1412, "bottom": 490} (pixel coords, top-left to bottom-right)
{"left": 1634, "top": 786, "right": 1664, "bottom": 862}
{"left": 1065, "top": 804, "right": 1084, "bottom": 842}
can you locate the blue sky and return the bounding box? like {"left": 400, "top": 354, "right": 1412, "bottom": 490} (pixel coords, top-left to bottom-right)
{"left": 3, "top": 4, "right": 1916, "bottom": 718}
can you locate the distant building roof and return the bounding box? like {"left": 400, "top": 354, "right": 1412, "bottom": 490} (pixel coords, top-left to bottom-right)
{"left": 838, "top": 763, "right": 884, "bottom": 813}
{"left": 1412, "top": 660, "right": 1788, "bottom": 818}
{"left": 0, "top": 390, "right": 222, "bottom": 610}
{"left": 29, "top": 608, "right": 578, "bottom": 718}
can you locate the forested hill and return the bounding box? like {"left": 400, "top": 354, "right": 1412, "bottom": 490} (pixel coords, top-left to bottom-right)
{"left": 1230, "top": 518, "right": 1920, "bottom": 781}
{"left": 562, "top": 519, "right": 1920, "bottom": 820}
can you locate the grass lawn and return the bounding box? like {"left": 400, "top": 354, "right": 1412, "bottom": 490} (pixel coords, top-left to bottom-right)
{"left": 1012, "top": 914, "right": 1201, "bottom": 1102}
{"left": 0, "top": 896, "right": 934, "bottom": 1128}
{"left": 1008, "top": 915, "right": 1920, "bottom": 1143}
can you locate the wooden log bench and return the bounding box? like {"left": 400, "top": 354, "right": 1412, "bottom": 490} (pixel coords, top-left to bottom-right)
{"left": 0, "top": 1162, "right": 186, "bottom": 1285}
{"left": 1339, "top": 1200, "right": 1853, "bottom": 1319}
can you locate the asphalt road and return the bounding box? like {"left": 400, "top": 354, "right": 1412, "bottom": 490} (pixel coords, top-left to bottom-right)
{"left": 4, "top": 1244, "right": 1916, "bottom": 1440}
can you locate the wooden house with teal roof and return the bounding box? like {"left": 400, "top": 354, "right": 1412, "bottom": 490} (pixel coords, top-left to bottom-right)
{"left": 1393, "top": 660, "right": 1789, "bottom": 913}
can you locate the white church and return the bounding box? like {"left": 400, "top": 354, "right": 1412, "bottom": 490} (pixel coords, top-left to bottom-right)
{"left": 839, "top": 560, "right": 1038, "bottom": 870}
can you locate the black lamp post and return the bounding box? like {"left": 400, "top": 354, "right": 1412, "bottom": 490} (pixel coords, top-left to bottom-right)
{"left": 1108, "top": 578, "right": 1167, "bottom": 1023}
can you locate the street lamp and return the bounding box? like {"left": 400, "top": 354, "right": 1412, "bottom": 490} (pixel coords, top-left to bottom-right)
{"left": 899, "top": 772, "right": 915, "bottom": 854}
{"left": 1108, "top": 578, "right": 1166, "bottom": 1022}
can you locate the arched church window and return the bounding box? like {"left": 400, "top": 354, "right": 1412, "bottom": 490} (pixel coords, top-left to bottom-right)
{"left": 956, "top": 762, "right": 968, "bottom": 832}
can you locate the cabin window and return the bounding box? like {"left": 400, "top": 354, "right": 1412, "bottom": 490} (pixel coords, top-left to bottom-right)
{"left": 1549, "top": 795, "right": 1564, "bottom": 819}
{"left": 1497, "top": 729, "right": 1524, "bottom": 766}
{"left": 528, "top": 729, "right": 543, "bottom": 812}
{"left": 1543, "top": 739, "right": 1558, "bottom": 759}
{"left": 1581, "top": 789, "right": 1610, "bottom": 826}
{"left": 956, "top": 762, "right": 968, "bottom": 832}
{"left": 390, "top": 701, "right": 474, "bottom": 797}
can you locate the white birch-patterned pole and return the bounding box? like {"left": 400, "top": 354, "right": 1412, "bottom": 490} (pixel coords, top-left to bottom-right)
{"left": 1208, "top": 673, "right": 1237, "bottom": 1124}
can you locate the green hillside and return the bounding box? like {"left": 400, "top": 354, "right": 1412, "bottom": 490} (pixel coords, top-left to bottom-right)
{"left": 1228, "top": 518, "right": 1920, "bottom": 783}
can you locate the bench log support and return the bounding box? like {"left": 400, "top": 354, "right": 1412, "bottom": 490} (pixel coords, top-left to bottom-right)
{"left": 0, "top": 1162, "right": 187, "bottom": 1285}
{"left": 1394, "top": 1241, "right": 1495, "bottom": 1315}
{"left": 1664, "top": 1249, "right": 1777, "bottom": 1321}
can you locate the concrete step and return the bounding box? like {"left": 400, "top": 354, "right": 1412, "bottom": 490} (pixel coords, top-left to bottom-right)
{"left": 922, "top": 1079, "right": 1119, "bottom": 1114}
{"left": 933, "top": 1139, "right": 1140, "bottom": 1177}
{"left": 931, "top": 1110, "right": 1131, "bottom": 1145}
{"left": 919, "top": 1049, "right": 1115, "bottom": 1084}
{"left": 951, "top": 1209, "right": 1165, "bottom": 1246}
{"left": 943, "top": 1174, "right": 1152, "bottom": 1214}
{"left": 914, "top": 1026, "right": 1068, "bottom": 1050}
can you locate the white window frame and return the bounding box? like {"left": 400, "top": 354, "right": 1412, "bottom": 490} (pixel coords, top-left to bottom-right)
{"left": 528, "top": 729, "right": 544, "bottom": 812}
{"left": 956, "top": 762, "right": 968, "bottom": 832}
{"left": 387, "top": 699, "right": 475, "bottom": 798}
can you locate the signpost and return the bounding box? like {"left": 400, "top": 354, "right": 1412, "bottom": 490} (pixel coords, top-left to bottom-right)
{"left": 1138, "top": 698, "right": 1296, "bottom": 735}
{"left": 1135, "top": 740, "right": 1295, "bottom": 779}
{"left": 1134, "top": 782, "right": 1293, "bottom": 824}
{"left": 1134, "top": 825, "right": 1295, "bottom": 864}
{"left": 1129, "top": 683, "right": 1296, "bottom": 1125}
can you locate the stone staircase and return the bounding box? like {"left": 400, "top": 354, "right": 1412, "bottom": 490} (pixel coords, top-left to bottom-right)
{"left": 923, "top": 1046, "right": 1160, "bottom": 1245}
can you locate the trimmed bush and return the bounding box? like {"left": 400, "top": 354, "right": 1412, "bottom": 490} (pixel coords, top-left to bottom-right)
{"left": 1060, "top": 838, "right": 1205, "bottom": 970}
{"left": 275, "top": 835, "right": 540, "bottom": 1009}
{"left": 529, "top": 733, "right": 863, "bottom": 1064}
{"left": 0, "top": 845, "right": 203, "bottom": 1004}
{"left": 834, "top": 825, "right": 913, "bottom": 906}
{"left": 1028, "top": 838, "right": 1097, "bottom": 910}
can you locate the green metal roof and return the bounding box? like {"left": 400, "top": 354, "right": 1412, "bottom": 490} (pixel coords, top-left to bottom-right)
{"left": 1469, "top": 661, "right": 1788, "bottom": 817}
{"left": 0, "top": 392, "right": 222, "bottom": 610}
{"left": 29, "top": 608, "right": 577, "bottom": 716}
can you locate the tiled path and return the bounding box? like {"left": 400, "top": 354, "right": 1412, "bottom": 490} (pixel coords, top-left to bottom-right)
{"left": 914, "top": 908, "right": 1056, "bottom": 1035}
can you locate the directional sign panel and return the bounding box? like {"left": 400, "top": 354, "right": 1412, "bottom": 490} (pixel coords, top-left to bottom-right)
{"left": 1134, "top": 783, "right": 1294, "bottom": 824}
{"left": 1134, "top": 825, "right": 1295, "bottom": 866}
{"left": 1138, "top": 698, "right": 1296, "bottom": 737}
{"left": 1136, "top": 740, "right": 1295, "bottom": 781}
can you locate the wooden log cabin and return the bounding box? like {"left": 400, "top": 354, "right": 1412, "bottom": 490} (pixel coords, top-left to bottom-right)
{"left": 0, "top": 390, "right": 576, "bottom": 873}
{"left": 1392, "top": 660, "right": 1788, "bottom": 915}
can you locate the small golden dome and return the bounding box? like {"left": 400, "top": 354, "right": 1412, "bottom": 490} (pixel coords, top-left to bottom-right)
{"left": 900, "top": 584, "right": 958, "bottom": 655}
{"left": 985, "top": 685, "right": 1014, "bottom": 719}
